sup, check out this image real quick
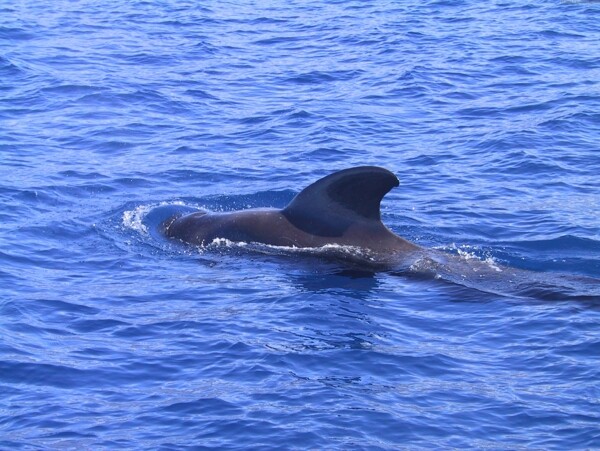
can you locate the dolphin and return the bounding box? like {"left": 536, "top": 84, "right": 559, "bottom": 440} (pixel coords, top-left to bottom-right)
{"left": 163, "top": 166, "right": 421, "bottom": 261}
{"left": 159, "top": 166, "right": 600, "bottom": 300}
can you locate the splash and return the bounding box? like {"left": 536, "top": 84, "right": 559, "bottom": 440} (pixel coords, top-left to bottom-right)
{"left": 122, "top": 201, "right": 187, "bottom": 235}
{"left": 204, "top": 238, "right": 378, "bottom": 262}
{"left": 437, "top": 243, "right": 504, "bottom": 273}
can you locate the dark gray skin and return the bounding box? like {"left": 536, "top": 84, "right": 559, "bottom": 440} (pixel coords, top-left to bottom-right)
{"left": 165, "top": 208, "right": 418, "bottom": 253}
{"left": 164, "top": 166, "right": 421, "bottom": 263}
{"left": 162, "top": 166, "right": 600, "bottom": 299}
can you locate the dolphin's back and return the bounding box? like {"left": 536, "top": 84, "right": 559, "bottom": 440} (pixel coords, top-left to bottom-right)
{"left": 165, "top": 166, "right": 417, "bottom": 256}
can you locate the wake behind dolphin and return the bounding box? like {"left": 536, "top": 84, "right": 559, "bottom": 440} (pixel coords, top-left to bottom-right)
{"left": 157, "top": 166, "right": 600, "bottom": 300}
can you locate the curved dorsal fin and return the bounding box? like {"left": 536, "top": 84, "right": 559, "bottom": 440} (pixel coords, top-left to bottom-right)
{"left": 282, "top": 166, "right": 399, "bottom": 237}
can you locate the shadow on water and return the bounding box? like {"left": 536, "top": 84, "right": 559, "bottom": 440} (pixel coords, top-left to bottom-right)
{"left": 288, "top": 268, "right": 381, "bottom": 295}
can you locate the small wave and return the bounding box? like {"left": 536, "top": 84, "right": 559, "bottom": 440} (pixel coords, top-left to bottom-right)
{"left": 282, "top": 69, "right": 362, "bottom": 85}
{"left": 0, "top": 56, "right": 25, "bottom": 77}
{"left": 253, "top": 36, "right": 303, "bottom": 46}
{"left": 0, "top": 26, "right": 34, "bottom": 41}
{"left": 505, "top": 234, "right": 600, "bottom": 252}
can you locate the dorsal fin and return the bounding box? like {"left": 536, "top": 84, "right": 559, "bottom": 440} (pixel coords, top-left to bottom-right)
{"left": 282, "top": 166, "right": 399, "bottom": 237}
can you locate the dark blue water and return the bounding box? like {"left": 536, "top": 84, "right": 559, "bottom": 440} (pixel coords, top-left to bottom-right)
{"left": 2, "top": 1, "right": 600, "bottom": 448}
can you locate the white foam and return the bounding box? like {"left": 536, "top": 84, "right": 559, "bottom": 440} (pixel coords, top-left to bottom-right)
{"left": 122, "top": 205, "right": 151, "bottom": 234}
{"left": 208, "top": 238, "right": 249, "bottom": 248}
{"left": 200, "top": 238, "right": 376, "bottom": 261}
{"left": 484, "top": 257, "right": 503, "bottom": 272}
{"left": 435, "top": 243, "right": 503, "bottom": 273}
{"left": 121, "top": 201, "right": 188, "bottom": 235}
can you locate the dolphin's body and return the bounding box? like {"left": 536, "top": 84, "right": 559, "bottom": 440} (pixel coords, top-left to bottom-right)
{"left": 164, "top": 166, "right": 420, "bottom": 260}
{"left": 160, "top": 166, "right": 600, "bottom": 300}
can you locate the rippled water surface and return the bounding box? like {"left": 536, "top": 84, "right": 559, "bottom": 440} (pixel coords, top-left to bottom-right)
{"left": 2, "top": 1, "right": 600, "bottom": 449}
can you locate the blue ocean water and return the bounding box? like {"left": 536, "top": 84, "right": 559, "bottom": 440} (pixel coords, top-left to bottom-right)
{"left": 1, "top": 0, "right": 600, "bottom": 448}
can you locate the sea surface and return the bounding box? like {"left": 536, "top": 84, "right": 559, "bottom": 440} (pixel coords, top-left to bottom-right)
{"left": 1, "top": 0, "right": 600, "bottom": 449}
